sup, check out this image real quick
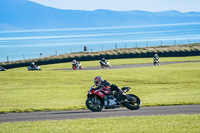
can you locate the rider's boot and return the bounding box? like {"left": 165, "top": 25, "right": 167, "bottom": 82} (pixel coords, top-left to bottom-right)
{"left": 117, "top": 90, "right": 126, "bottom": 102}
{"left": 126, "top": 95, "right": 136, "bottom": 102}
{"left": 118, "top": 90, "right": 136, "bottom": 102}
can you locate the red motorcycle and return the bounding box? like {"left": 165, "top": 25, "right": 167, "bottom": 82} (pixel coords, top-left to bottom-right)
{"left": 72, "top": 62, "right": 83, "bottom": 70}
{"left": 86, "top": 85, "right": 141, "bottom": 112}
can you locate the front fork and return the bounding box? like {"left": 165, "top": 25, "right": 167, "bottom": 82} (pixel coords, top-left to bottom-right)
{"left": 93, "top": 95, "right": 98, "bottom": 103}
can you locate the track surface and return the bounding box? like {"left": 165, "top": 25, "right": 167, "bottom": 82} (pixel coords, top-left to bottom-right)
{"left": 0, "top": 105, "right": 200, "bottom": 123}
{"left": 53, "top": 61, "right": 200, "bottom": 70}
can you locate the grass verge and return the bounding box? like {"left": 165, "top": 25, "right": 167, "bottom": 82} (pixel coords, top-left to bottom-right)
{"left": 0, "top": 114, "right": 199, "bottom": 133}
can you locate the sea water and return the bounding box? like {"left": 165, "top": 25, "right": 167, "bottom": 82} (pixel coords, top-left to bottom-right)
{"left": 0, "top": 22, "right": 200, "bottom": 62}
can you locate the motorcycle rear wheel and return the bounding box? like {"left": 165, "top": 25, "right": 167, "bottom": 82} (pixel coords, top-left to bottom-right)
{"left": 86, "top": 97, "right": 104, "bottom": 112}
{"left": 123, "top": 94, "right": 141, "bottom": 110}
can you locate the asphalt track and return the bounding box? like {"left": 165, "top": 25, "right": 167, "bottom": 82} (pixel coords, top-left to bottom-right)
{"left": 53, "top": 61, "right": 200, "bottom": 71}
{"left": 0, "top": 105, "right": 200, "bottom": 123}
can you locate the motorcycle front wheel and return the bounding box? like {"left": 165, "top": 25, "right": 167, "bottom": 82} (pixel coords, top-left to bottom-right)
{"left": 100, "top": 63, "right": 105, "bottom": 68}
{"left": 86, "top": 96, "right": 104, "bottom": 112}
{"left": 72, "top": 66, "right": 76, "bottom": 70}
{"left": 123, "top": 94, "right": 142, "bottom": 110}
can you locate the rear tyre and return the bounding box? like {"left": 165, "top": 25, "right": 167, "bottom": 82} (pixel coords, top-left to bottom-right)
{"left": 123, "top": 94, "right": 141, "bottom": 110}
{"left": 86, "top": 96, "right": 104, "bottom": 112}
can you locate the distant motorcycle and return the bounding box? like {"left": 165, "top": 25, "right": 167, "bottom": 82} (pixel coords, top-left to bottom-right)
{"left": 154, "top": 58, "right": 160, "bottom": 66}
{"left": 72, "top": 62, "right": 83, "bottom": 70}
{"left": 86, "top": 85, "right": 141, "bottom": 112}
{"left": 28, "top": 65, "right": 42, "bottom": 71}
{"left": 100, "top": 60, "right": 112, "bottom": 68}
{"left": 0, "top": 66, "right": 6, "bottom": 71}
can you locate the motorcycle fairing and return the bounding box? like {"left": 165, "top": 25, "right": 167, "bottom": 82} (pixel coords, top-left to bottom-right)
{"left": 89, "top": 86, "right": 112, "bottom": 98}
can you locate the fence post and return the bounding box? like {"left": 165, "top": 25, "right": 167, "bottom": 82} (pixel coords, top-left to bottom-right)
{"left": 7, "top": 56, "right": 9, "bottom": 62}
{"left": 135, "top": 42, "right": 137, "bottom": 48}
{"left": 84, "top": 45, "right": 87, "bottom": 52}
{"left": 55, "top": 50, "right": 57, "bottom": 56}
{"left": 115, "top": 43, "right": 117, "bottom": 49}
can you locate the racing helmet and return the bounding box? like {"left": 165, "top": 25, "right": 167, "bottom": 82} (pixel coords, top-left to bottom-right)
{"left": 72, "top": 59, "right": 77, "bottom": 64}
{"left": 31, "top": 62, "right": 35, "bottom": 65}
{"left": 94, "top": 76, "right": 103, "bottom": 86}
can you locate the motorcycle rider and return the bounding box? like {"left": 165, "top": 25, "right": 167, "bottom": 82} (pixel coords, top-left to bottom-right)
{"left": 153, "top": 53, "right": 160, "bottom": 65}
{"left": 101, "top": 58, "right": 106, "bottom": 63}
{"left": 30, "top": 62, "right": 36, "bottom": 70}
{"left": 72, "top": 59, "right": 78, "bottom": 68}
{"left": 0, "top": 66, "right": 5, "bottom": 71}
{"left": 94, "top": 76, "right": 127, "bottom": 102}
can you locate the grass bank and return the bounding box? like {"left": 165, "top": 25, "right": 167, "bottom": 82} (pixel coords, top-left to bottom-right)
{"left": 0, "top": 57, "right": 200, "bottom": 113}
{"left": 0, "top": 114, "right": 199, "bottom": 133}
{"left": 1, "top": 43, "right": 200, "bottom": 69}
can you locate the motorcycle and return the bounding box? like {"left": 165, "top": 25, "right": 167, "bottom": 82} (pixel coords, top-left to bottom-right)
{"left": 0, "top": 66, "right": 6, "bottom": 71}
{"left": 86, "top": 85, "right": 141, "bottom": 112}
{"left": 100, "top": 60, "right": 111, "bottom": 68}
{"left": 72, "top": 62, "right": 83, "bottom": 70}
{"left": 28, "top": 65, "right": 42, "bottom": 71}
{"left": 154, "top": 58, "right": 160, "bottom": 66}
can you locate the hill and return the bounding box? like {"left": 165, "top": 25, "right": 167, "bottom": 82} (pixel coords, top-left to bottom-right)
{"left": 0, "top": 0, "right": 200, "bottom": 30}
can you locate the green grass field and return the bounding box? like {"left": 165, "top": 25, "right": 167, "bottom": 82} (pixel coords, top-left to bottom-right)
{"left": 0, "top": 114, "right": 199, "bottom": 133}
{"left": 0, "top": 56, "right": 199, "bottom": 113}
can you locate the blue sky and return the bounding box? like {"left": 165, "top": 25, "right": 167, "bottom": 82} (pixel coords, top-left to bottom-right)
{"left": 29, "top": 0, "right": 200, "bottom": 12}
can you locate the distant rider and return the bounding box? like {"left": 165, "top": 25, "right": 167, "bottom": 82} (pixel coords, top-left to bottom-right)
{"left": 153, "top": 53, "right": 160, "bottom": 65}
{"left": 94, "top": 76, "right": 128, "bottom": 102}
{"left": 101, "top": 58, "right": 106, "bottom": 63}
{"left": 72, "top": 59, "right": 80, "bottom": 68}
{"left": 30, "top": 62, "right": 36, "bottom": 70}
{"left": 0, "top": 66, "right": 5, "bottom": 71}
{"left": 100, "top": 58, "right": 107, "bottom": 66}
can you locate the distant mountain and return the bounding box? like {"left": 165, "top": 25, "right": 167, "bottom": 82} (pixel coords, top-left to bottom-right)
{"left": 0, "top": 0, "right": 200, "bottom": 30}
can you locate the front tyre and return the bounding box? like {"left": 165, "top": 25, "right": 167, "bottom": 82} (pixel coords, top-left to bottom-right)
{"left": 72, "top": 65, "right": 76, "bottom": 70}
{"left": 123, "top": 94, "right": 142, "bottom": 110}
{"left": 86, "top": 96, "right": 104, "bottom": 112}
{"left": 101, "top": 64, "right": 105, "bottom": 68}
